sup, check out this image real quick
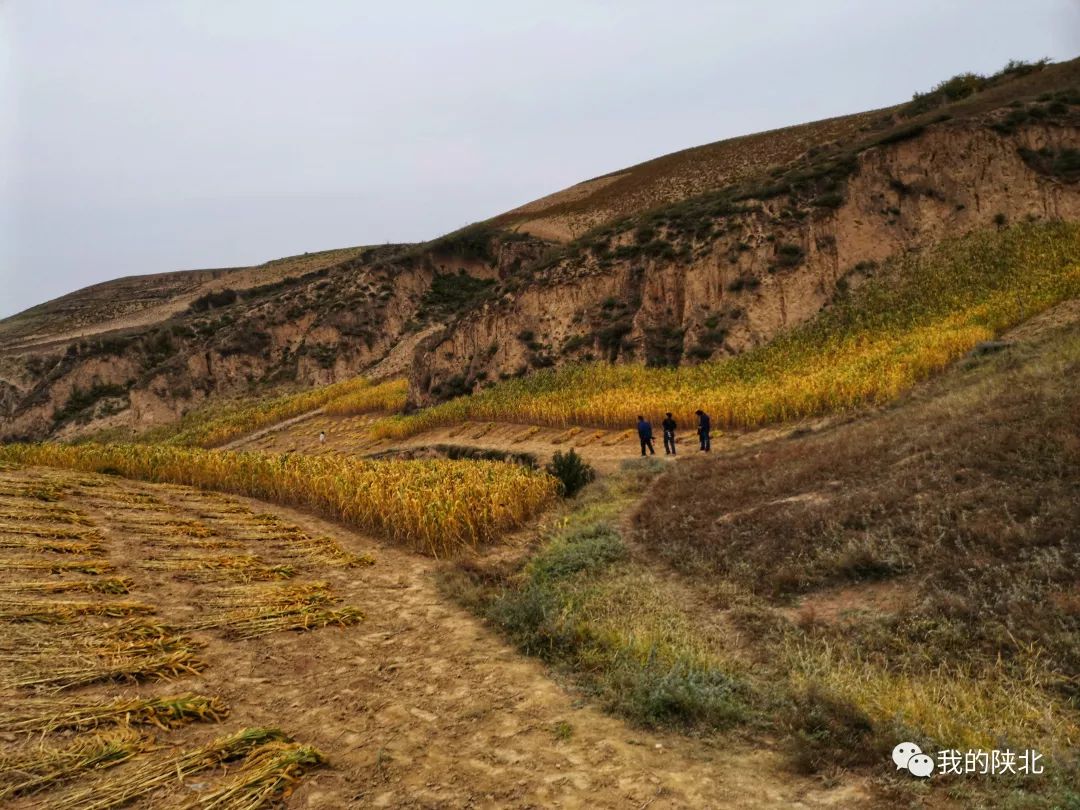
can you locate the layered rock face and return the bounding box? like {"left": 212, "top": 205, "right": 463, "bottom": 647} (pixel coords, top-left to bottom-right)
{"left": 409, "top": 120, "right": 1080, "bottom": 405}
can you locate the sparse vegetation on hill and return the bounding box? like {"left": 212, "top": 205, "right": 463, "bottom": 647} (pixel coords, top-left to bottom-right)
{"left": 443, "top": 312, "right": 1080, "bottom": 806}
{"left": 903, "top": 58, "right": 1051, "bottom": 117}
{"left": 418, "top": 270, "right": 497, "bottom": 322}
{"left": 53, "top": 382, "right": 130, "bottom": 426}
{"left": 375, "top": 221, "right": 1080, "bottom": 438}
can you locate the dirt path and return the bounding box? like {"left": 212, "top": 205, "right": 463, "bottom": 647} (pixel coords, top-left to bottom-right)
{"left": 233, "top": 414, "right": 833, "bottom": 475}
{"left": 226, "top": 500, "right": 863, "bottom": 809}
{"left": 0, "top": 466, "right": 863, "bottom": 808}
{"left": 218, "top": 408, "right": 324, "bottom": 451}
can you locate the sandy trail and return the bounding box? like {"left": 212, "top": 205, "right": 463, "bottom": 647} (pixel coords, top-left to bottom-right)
{"left": 232, "top": 414, "right": 830, "bottom": 475}
{"left": 0, "top": 466, "right": 861, "bottom": 808}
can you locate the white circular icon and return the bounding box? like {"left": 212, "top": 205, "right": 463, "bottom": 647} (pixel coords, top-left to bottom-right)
{"left": 908, "top": 753, "right": 935, "bottom": 778}
{"left": 892, "top": 742, "right": 922, "bottom": 770}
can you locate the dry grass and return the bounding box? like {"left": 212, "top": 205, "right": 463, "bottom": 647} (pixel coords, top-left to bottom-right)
{"left": 190, "top": 582, "right": 363, "bottom": 639}
{"left": 139, "top": 555, "right": 296, "bottom": 584}
{"left": 444, "top": 459, "right": 747, "bottom": 730}
{"left": 0, "top": 599, "right": 155, "bottom": 623}
{"left": 0, "top": 728, "right": 144, "bottom": 800}
{"left": 0, "top": 620, "right": 206, "bottom": 691}
{"left": 0, "top": 471, "right": 339, "bottom": 805}
{"left": 0, "top": 578, "right": 133, "bottom": 595}
{"left": 0, "top": 537, "right": 105, "bottom": 554}
{"left": 0, "top": 507, "right": 93, "bottom": 525}
{"left": 171, "top": 741, "right": 326, "bottom": 810}
{"left": 6, "top": 648, "right": 206, "bottom": 692}
{"left": 47, "top": 728, "right": 298, "bottom": 809}
{"left": 3, "top": 558, "right": 115, "bottom": 575}
{"left": 370, "top": 222, "right": 1080, "bottom": 438}
{"left": 636, "top": 316, "right": 1080, "bottom": 763}
{"left": 0, "top": 695, "right": 228, "bottom": 734}
{"left": 0, "top": 523, "right": 102, "bottom": 539}
{"left": 787, "top": 643, "right": 1080, "bottom": 754}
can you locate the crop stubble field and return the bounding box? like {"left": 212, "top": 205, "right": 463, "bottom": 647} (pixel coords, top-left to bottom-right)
{"left": 0, "top": 464, "right": 817, "bottom": 809}
{"left": 0, "top": 463, "right": 376, "bottom": 808}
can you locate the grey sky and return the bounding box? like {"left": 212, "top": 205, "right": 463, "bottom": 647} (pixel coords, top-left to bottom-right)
{"left": 2, "top": 1, "right": 1078, "bottom": 319}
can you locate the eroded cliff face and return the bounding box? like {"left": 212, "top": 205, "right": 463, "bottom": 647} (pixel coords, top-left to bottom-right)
{"left": 0, "top": 238, "right": 550, "bottom": 440}
{"left": 409, "top": 120, "right": 1080, "bottom": 405}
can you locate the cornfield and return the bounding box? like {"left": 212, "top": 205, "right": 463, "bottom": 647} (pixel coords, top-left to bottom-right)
{"left": 141, "top": 376, "right": 385, "bottom": 449}
{"left": 322, "top": 377, "right": 408, "bottom": 416}
{"left": 0, "top": 445, "right": 559, "bottom": 556}
{"left": 365, "top": 222, "right": 1080, "bottom": 439}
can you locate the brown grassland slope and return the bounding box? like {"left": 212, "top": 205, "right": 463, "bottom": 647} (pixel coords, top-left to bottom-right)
{"left": 443, "top": 304, "right": 1080, "bottom": 808}
{"left": 492, "top": 57, "right": 1080, "bottom": 241}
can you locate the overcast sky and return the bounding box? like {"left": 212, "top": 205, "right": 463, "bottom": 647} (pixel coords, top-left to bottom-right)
{"left": 2, "top": 1, "right": 1078, "bottom": 319}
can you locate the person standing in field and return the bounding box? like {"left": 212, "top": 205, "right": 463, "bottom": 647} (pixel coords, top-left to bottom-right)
{"left": 637, "top": 415, "right": 656, "bottom": 457}
{"left": 661, "top": 412, "right": 677, "bottom": 455}
{"left": 695, "top": 409, "right": 711, "bottom": 452}
{"left": 319, "top": 430, "right": 326, "bottom": 444}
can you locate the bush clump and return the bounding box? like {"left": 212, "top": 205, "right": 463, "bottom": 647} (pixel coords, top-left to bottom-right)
{"left": 545, "top": 449, "right": 596, "bottom": 497}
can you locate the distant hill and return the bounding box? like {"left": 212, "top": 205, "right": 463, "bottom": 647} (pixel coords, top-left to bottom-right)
{"left": 0, "top": 247, "right": 369, "bottom": 354}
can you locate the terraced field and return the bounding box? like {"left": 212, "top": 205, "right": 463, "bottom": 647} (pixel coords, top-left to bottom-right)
{"left": 0, "top": 464, "right": 854, "bottom": 808}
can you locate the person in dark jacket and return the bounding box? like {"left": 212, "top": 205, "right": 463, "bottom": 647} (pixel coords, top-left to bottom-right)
{"left": 661, "top": 412, "right": 677, "bottom": 455}
{"left": 636, "top": 415, "right": 655, "bottom": 456}
{"left": 695, "top": 409, "right": 711, "bottom": 451}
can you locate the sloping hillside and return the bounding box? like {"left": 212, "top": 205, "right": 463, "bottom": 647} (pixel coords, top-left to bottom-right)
{"left": 491, "top": 57, "right": 1080, "bottom": 240}
{"left": 433, "top": 301, "right": 1080, "bottom": 808}
{"left": 1, "top": 57, "right": 1078, "bottom": 443}
{"left": 413, "top": 59, "right": 1080, "bottom": 403}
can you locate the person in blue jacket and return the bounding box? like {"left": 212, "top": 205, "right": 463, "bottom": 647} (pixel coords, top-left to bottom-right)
{"left": 636, "top": 415, "right": 656, "bottom": 457}
{"left": 695, "top": 409, "right": 711, "bottom": 451}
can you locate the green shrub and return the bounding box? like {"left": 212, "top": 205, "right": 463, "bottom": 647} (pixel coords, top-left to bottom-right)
{"left": 545, "top": 449, "right": 596, "bottom": 497}
{"left": 54, "top": 382, "right": 129, "bottom": 424}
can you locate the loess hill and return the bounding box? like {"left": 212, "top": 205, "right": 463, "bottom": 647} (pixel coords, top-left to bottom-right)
{"left": 1, "top": 56, "right": 1079, "bottom": 443}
